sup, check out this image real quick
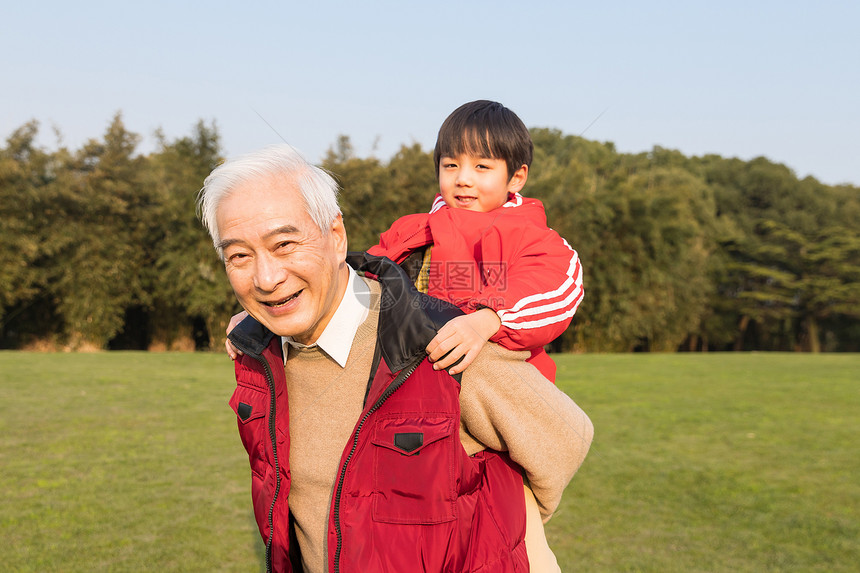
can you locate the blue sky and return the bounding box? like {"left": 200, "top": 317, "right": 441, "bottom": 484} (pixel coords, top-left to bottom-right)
{"left": 2, "top": 1, "right": 858, "bottom": 185}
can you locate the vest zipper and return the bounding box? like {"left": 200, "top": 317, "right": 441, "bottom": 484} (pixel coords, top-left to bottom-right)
{"left": 331, "top": 356, "right": 424, "bottom": 573}
{"left": 247, "top": 350, "right": 281, "bottom": 573}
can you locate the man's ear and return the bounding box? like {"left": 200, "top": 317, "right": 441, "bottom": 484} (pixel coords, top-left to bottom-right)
{"left": 507, "top": 164, "right": 529, "bottom": 193}
{"left": 331, "top": 214, "right": 348, "bottom": 260}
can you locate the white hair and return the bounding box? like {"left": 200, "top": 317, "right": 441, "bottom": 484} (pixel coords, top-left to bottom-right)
{"left": 197, "top": 144, "right": 342, "bottom": 257}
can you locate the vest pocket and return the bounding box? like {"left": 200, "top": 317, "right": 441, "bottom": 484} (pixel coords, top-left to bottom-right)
{"left": 229, "top": 384, "right": 269, "bottom": 479}
{"left": 371, "top": 415, "right": 457, "bottom": 524}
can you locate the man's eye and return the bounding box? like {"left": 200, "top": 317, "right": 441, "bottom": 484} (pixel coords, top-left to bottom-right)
{"left": 227, "top": 253, "right": 249, "bottom": 264}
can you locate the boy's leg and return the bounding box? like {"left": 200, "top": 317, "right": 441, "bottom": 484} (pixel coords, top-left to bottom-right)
{"left": 523, "top": 480, "right": 562, "bottom": 573}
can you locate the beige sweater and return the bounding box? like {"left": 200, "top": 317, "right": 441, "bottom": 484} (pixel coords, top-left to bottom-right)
{"left": 284, "top": 279, "right": 593, "bottom": 573}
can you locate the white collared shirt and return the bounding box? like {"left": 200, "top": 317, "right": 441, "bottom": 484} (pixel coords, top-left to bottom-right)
{"left": 282, "top": 266, "right": 371, "bottom": 367}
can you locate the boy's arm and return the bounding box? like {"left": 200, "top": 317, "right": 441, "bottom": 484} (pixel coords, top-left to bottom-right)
{"left": 427, "top": 223, "right": 583, "bottom": 370}
{"left": 426, "top": 308, "right": 500, "bottom": 375}
{"left": 458, "top": 343, "right": 594, "bottom": 521}
{"left": 366, "top": 213, "right": 432, "bottom": 263}
{"left": 471, "top": 229, "right": 584, "bottom": 351}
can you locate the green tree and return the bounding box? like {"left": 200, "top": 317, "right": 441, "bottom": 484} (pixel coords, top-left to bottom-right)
{"left": 3, "top": 117, "right": 857, "bottom": 352}
{"left": 148, "top": 120, "right": 238, "bottom": 350}
{"left": 44, "top": 113, "right": 153, "bottom": 348}
{"left": 585, "top": 166, "right": 715, "bottom": 351}
{"left": 527, "top": 130, "right": 622, "bottom": 350}
{"left": 701, "top": 155, "right": 855, "bottom": 350}
{"left": 530, "top": 132, "right": 718, "bottom": 351}
{"left": 323, "top": 137, "right": 437, "bottom": 252}
{"left": 748, "top": 221, "right": 860, "bottom": 352}
{"left": 0, "top": 122, "right": 53, "bottom": 342}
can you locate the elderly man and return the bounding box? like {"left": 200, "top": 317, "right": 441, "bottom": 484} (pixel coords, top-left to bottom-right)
{"left": 198, "top": 144, "right": 593, "bottom": 573}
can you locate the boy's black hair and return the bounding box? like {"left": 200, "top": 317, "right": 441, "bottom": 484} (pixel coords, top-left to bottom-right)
{"left": 433, "top": 100, "right": 534, "bottom": 181}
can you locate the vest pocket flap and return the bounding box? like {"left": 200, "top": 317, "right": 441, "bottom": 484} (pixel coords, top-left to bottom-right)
{"left": 229, "top": 385, "right": 267, "bottom": 424}
{"left": 372, "top": 416, "right": 453, "bottom": 456}
{"left": 371, "top": 414, "right": 458, "bottom": 524}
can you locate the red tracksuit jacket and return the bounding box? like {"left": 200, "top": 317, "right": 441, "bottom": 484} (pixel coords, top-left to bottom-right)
{"left": 368, "top": 193, "right": 583, "bottom": 381}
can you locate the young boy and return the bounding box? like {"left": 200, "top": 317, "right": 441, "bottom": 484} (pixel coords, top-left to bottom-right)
{"left": 368, "top": 100, "right": 583, "bottom": 572}
{"left": 368, "top": 100, "right": 583, "bottom": 381}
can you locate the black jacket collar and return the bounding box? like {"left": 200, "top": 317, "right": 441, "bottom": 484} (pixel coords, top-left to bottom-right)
{"left": 227, "top": 252, "right": 463, "bottom": 372}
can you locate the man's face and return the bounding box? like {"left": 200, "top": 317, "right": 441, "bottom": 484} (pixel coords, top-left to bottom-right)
{"left": 216, "top": 175, "right": 348, "bottom": 344}
{"left": 438, "top": 154, "right": 528, "bottom": 212}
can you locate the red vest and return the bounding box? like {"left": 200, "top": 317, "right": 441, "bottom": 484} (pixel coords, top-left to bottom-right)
{"left": 227, "top": 253, "right": 529, "bottom": 573}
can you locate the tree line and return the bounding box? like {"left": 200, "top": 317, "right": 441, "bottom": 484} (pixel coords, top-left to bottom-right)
{"left": 1, "top": 113, "right": 858, "bottom": 352}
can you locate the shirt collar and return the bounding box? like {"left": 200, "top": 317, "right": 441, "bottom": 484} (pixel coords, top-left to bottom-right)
{"left": 281, "top": 265, "right": 371, "bottom": 367}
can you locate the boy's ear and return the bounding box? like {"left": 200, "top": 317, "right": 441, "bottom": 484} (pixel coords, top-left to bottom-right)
{"left": 507, "top": 164, "right": 529, "bottom": 193}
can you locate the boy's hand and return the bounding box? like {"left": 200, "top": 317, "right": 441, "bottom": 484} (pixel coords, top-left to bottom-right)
{"left": 426, "top": 308, "right": 501, "bottom": 375}
{"left": 225, "top": 310, "right": 249, "bottom": 360}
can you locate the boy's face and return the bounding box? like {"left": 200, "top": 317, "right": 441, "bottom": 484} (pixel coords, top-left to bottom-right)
{"left": 438, "top": 154, "right": 528, "bottom": 212}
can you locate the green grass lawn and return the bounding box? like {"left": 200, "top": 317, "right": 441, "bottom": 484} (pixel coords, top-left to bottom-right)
{"left": 548, "top": 353, "right": 860, "bottom": 573}
{"left": 0, "top": 352, "right": 265, "bottom": 572}
{"left": 1, "top": 352, "right": 858, "bottom": 572}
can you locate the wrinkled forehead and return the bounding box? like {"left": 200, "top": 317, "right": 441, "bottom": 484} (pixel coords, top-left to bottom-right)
{"left": 218, "top": 172, "right": 307, "bottom": 215}
{"left": 216, "top": 176, "right": 311, "bottom": 232}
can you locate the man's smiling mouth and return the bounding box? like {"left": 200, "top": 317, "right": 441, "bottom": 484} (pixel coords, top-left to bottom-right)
{"left": 264, "top": 290, "right": 302, "bottom": 307}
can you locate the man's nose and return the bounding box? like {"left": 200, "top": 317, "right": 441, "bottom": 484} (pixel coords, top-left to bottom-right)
{"left": 253, "top": 253, "right": 288, "bottom": 292}
{"left": 456, "top": 168, "right": 472, "bottom": 186}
